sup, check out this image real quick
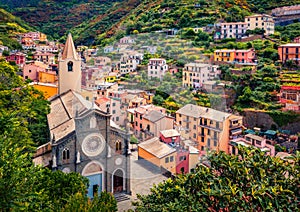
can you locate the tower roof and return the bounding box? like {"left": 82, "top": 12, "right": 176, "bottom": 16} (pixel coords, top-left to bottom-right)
{"left": 61, "top": 33, "right": 78, "bottom": 60}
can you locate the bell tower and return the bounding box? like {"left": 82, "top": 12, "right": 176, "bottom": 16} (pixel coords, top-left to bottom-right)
{"left": 58, "top": 33, "right": 81, "bottom": 94}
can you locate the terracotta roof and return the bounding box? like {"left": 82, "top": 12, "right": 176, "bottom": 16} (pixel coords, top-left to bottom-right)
{"left": 138, "top": 137, "right": 176, "bottom": 158}
{"left": 281, "top": 85, "right": 300, "bottom": 91}
{"left": 95, "top": 97, "right": 110, "bottom": 105}
{"left": 61, "top": 33, "right": 78, "bottom": 60}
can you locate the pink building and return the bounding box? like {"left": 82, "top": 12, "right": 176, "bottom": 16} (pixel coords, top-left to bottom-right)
{"left": 22, "top": 32, "right": 40, "bottom": 40}
{"left": 235, "top": 48, "right": 256, "bottom": 63}
{"left": 129, "top": 105, "right": 168, "bottom": 140}
{"left": 293, "top": 36, "right": 300, "bottom": 43}
{"left": 229, "top": 134, "right": 275, "bottom": 157}
{"left": 160, "top": 129, "right": 180, "bottom": 145}
{"left": 6, "top": 52, "right": 26, "bottom": 67}
{"left": 279, "top": 85, "right": 300, "bottom": 111}
{"left": 176, "top": 148, "right": 189, "bottom": 174}
{"left": 33, "top": 52, "right": 55, "bottom": 65}
{"left": 23, "top": 63, "right": 47, "bottom": 81}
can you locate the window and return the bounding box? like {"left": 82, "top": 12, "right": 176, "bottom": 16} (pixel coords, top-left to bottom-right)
{"left": 135, "top": 113, "right": 138, "bottom": 118}
{"left": 193, "top": 133, "right": 196, "bottom": 138}
{"left": 207, "top": 129, "right": 210, "bottom": 135}
{"left": 29, "top": 70, "right": 32, "bottom": 73}
{"left": 140, "top": 115, "right": 142, "bottom": 120}
{"left": 140, "top": 123, "right": 142, "bottom": 129}
{"left": 135, "top": 121, "right": 138, "bottom": 126}
{"left": 214, "top": 132, "right": 218, "bottom": 139}
{"left": 206, "top": 138, "right": 211, "bottom": 148}
{"left": 62, "top": 148, "right": 70, "bottom": 160}
{"left": 112, "top": 110, "right": 116, "bottom": 114}
{"left": 256, "top": 140, "right": 261, "bottom": 145}
{"left": 201, "top": 137, "right": 204, "bottom": 142}
{"left": 193, "top": 125, "right": 196, "bottom": 130}
{"left": 165, "top": 157, "right": 169, "bottom": 163}
{"left": 112, "top": 102, "right": 116, "bottom": 107}
{"left": 67, "top": 61, "right": 73, "bottom": 72}
{"left": 216, "top": 122, "right": 219, "bottom": 129}
{"left": 214, "top": 140, "right": 217, "bottom": 147}
{"left": 170, "top": 156, "right": 174, "bottom": 162}
{"left": 116, "top": 141, "right": 122, "bottom": 151}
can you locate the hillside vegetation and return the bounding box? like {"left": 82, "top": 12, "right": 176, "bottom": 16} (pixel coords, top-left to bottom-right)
{"left": 1, "top": 0, "right": 299, "bottom": 45}
{"left": 0, "top": 8, "right": 33, "bottom": 49}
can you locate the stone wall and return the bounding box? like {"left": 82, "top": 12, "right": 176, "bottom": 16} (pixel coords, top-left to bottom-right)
{"left": 242, "top": 110, "right": 300, "bottom": 134}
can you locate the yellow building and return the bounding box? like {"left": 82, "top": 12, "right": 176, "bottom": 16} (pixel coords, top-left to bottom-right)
{"left": 214, "top": 50, "right": 235, "bottom": 62}
{"left": 176, "top": 104, "right": 243, "bottom": 154}
{"left": 31, "top": 82, "right": 58, "bottom": 99}
{"left": 105, "top": 73, "right": 118, "bottom": 83}
{"left": 138, "top": 137, "right": 177, "bottom": 174}
{"left": 245, "top": 14, "right": 274, "bottom": 35}
{"left": 38, "top": 71, "right": 57, "bottom": 83}
{"left": 39, "top": 33, "right": 47, "bottom": 42}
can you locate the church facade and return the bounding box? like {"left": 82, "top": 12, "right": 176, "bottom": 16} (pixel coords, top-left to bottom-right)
{"left": 34, "top": 34, "right": 131, "bottom": 197}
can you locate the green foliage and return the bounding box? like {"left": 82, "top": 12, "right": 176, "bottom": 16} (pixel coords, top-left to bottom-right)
{"left": 267, "top": 110, "right": 300, "bottom": 127}
{"left": 0, "top": 61, "right": 50, "bottom": 146}
{"left": 134, "top": 147, "right": 300, "bottom": 211}
{"left": 62, "top": 192, "right": 117, "bottom": 212}
{"left": 276, "top": 23, "right": 300, "bottom": 41}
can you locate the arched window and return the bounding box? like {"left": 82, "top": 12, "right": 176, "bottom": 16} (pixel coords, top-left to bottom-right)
{"left": 67, "top": 61, "right": 73, "bottom": 72}
{"left": 116, "top": 141, "right": 122, "bottom": 152}
{"left": 63, "top": 147, "right": 70, "bottom": 160}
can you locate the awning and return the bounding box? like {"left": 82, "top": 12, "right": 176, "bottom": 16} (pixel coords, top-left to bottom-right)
{"left": 231, "top": 128, "right": 242, "bottom": 135}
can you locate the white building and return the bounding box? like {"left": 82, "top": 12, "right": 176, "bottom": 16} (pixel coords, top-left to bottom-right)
{"left": 182, "top": 63, "right": 220, "bottom": 88}
{"left": 147, "top": 58, "right": 168, "bottom": 80}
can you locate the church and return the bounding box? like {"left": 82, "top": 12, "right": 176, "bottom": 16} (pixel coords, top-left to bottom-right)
{"left": 34, "top": 34, "right": 131, "bottom": 197}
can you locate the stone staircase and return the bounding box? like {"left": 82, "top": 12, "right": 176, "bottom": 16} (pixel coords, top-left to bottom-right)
{"left": 114, "top": 193, "right": 131, "bottom": 202}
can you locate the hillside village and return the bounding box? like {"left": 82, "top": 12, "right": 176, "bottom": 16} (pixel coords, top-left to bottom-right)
{"left": 0, "top": 1, "right": 300, "bottom": 211}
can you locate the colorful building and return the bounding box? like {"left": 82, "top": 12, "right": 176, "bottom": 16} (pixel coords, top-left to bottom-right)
{"left": 214, "top": 22, "right": 247, "bottom": 40}
{"left": 6, "top": 52, "right": 26, "bottom": 67}
{"left": 176, "top": 104, "right": 243, "bottom": 154}
{"left": 160, "top": 129, "right": 180, "bottom": 145}
{"left": 278, "top": 43, "right": 300, "bottom": 65}
{"left": 182, "top": 63, "right": 220, "bottom": 88}
{"left": 30, "top": 82, "right": 58, "bottom": 99}
{"left": 38, "top": 71, "right": 57, "bottom": 83}
{"left": 138, "top": 137, "right": 177, "bottom": 174}
{"left": 279, "top": 85, "right": 300, "bottom": 111}
{"left": 229, "top": 134, "right": 275, "bottom": 157}
{"left": 148, "top": 58, "right": 168, "bottom": 80}
{"left": 214, "top": 49, "right": 256, "bottom": 64}
{"left": 33, "top": 52, "right": 55, "bottom": 65}
{"left": 245, "top": 14, "right": 275, "bottom": 35}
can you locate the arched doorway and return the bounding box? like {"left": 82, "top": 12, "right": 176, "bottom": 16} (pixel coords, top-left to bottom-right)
{"left": 112, "top": 169, "right": 124, "bottom": 193}
{"left": 82, "top": 161, "right": 103, "bottom": 198}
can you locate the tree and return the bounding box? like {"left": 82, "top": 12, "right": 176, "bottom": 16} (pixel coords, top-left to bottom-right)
{"left": 134, "top": 147, "right": 300, "bottom": 211}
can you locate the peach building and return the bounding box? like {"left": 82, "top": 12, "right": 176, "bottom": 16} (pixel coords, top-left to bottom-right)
{"left": 176, "top": 104, "right": 243, "bottom": 154}
{"left": 278, "top": 43, "right": 300, "bottom": 65}
{"left": 33, "top": 52, "right": 55, "bottom": 65}
{"left": 245, "top": 14, "right": 275, "bottom": 35}
{"left": 138, "top": 137, "right": 177, "bottom": 174}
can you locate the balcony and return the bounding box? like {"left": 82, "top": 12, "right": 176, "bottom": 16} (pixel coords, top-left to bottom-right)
{"left": 229, "top": 122, "right": 242, "bottom": 129}
{"left": 183, "top": 119, "right": 191, "bottom": 123}
{"left": 198, "top": 123, "right": 222, "bottom": 132}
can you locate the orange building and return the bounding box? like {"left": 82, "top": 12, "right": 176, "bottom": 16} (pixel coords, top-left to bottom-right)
{"left": 31, "top": 82, "right": 58, "bottom": 99}
{"left": 278, "top": 43, "right": 300, "bottom": 65}
{"left": 138, "top": 137, "right": 176, "bottom": 174}
{"left": 38, "top": 71, "right": 57, "bottom": 83}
